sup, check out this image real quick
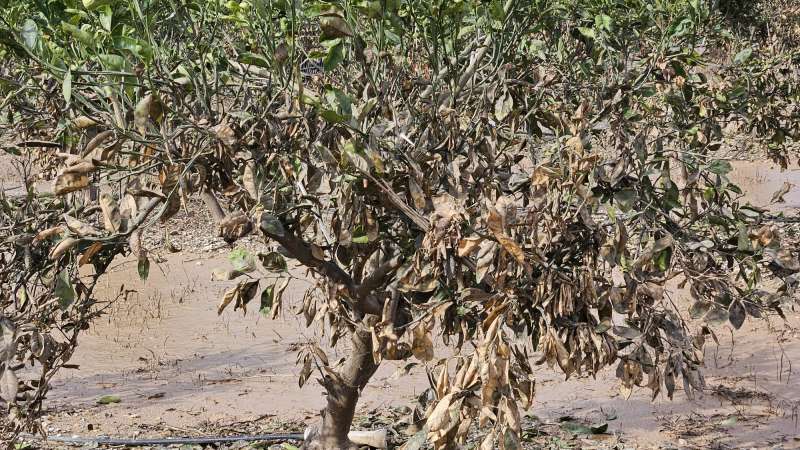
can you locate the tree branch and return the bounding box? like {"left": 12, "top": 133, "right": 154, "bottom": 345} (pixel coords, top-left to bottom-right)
{"left": 201, "top": 190, "right": 226, "bottom": 222}
{"left": 258, "top": 213, "right": 382, "bottom": 316}
{"left": 355, "top": 254, "right": 404, "bottom": 299}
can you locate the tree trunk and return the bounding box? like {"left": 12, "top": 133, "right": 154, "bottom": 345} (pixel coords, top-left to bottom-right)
{"left": 304, "top": 322, "right": 379, "bottom": 450}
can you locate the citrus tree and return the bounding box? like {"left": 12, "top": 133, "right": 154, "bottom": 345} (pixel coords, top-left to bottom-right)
{"left": 0, "top": 0, "right": 798, "bottom": 448}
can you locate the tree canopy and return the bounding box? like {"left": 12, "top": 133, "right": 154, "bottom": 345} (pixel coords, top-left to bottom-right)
{"left": 0, "top": 0, "right": 798, "bottom": 448}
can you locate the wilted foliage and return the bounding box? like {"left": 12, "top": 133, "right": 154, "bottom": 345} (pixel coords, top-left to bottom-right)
{"left": 0, "top": 0, "right": 798, "bottom": 448}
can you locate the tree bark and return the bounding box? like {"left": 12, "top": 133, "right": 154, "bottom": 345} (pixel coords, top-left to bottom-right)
{"left": 304, "top": 322, "right": 380, "bottom": 450}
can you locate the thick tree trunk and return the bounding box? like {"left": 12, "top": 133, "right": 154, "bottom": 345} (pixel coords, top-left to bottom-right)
{"left": 304, "top": 323, "right": 379, "bottom": 450}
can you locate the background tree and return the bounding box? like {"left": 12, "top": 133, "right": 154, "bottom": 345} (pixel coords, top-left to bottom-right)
{"left": 0, "top": 0, "right": 798, "bottom": 448}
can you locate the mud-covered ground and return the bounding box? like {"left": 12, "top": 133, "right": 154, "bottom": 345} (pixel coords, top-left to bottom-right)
{"left": 4, "top": 153, "right": 800, "bottom": 449}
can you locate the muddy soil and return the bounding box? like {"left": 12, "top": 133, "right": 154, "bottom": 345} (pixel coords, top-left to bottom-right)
{"left": 10, "top": 159, "right": 800, "bottom": 449}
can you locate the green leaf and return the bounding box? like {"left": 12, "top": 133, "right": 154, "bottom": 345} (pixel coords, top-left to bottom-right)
{"left": 99, "top": 53, "right": 126, "bottom": 71}
{"left": 239, "top": 52, "right": 271, "bottom": 68}
{"left": 323, "top": 40, "right": 344, "bottom": 72}
{"left": 113, "top": 36, "right": 152, "bottom": 61}
{"left": 62, "top": 69, "right": 72, "bottom": 103}
{"left": 577, "top": 27, "right": 595, "bottom": 39}
{"left": 733, "top": 48, "right": 752, "bottom": 65}
{"left": 83, "top": 0, "right": 114, "bottom": 9}
{"left": 97, "top": 395, "right": 121, "bottom": 404}
{"left": 21, "top": 19, "right": 39, "bottom": 49}
{"left": 259, "top": 284, "right": 275, "bottom": 316}
{"left": 229, "top": 248, "right": 256, "bottom": 272}
{"left": 54, "top": 270, "right": 76, "bottom": 310}
{"left": 595, "top": 14, "right": 613, "bottom": 31}
{"left": 662, "top": 179, "right": 680, "bottom": 210}
{"left": 61, "top": 22, "right": 93, "bottom": 47}
{"left": 352, "top": 234, "right": 369, "bottom": 244}
{"left": 137, "top": 256, "right": 150, "bottom": 281}
{"left": 654, "top": 248, "right": 672, "bottom": 271}
{"left": 98, "top": 5, "right": 113, "bottom": 32}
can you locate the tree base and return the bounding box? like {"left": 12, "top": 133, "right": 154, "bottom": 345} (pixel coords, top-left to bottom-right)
{"left": 302, "top": 425, "right": 360, "bottom": 450}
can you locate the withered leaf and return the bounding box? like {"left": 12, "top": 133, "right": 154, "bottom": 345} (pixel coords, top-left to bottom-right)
{"left": 411, "top": 324, "right": 434, "bottom": 362}
{"left": 99, "top": 193, "right": 122, "bottom": 233}
{"left": 770, "top": 181, "right": 793, "bottom": 204}
{"left": 54, "top": 172, "right": 89, "bottom": 195}
{"left": 0, "top": 368, "right": 18, "bottom": 403}
{"left": 50, "top": 237, "right": 79, "bottom": 260}
{"left": 64, "top": 214, "right": 100, "bottom": 237}
{"left": 78, "top": 242, "right": 104, "bottom": 266}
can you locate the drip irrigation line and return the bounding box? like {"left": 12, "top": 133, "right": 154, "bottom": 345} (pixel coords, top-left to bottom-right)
{"left": 21, "top": 432, "right": 305, "bottom": 447}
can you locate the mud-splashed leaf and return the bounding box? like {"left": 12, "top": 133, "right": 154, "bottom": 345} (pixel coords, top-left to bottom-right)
{"left": 728, "top": 301, "right": 746, "bottom": 329}
{"left": 705, "top": 306, "right": 729, "bottom": 326}
{"left": 21, "top": 19, "right": 39, "bottom": 49}
{"left": 689, "top": 300, "right": 712, "bottom": 319}
{"left": 502, "top": 427, "right": 522, "bottom": 450}
{"left": 560, "top": 421, "right": 608, "bottom": 435}
{"left": 613, "top": 189, "right": 637, "bottom": 212}
{"left": 218, "top": 212, "right": 253, "bottom": 244}
{"left": 708, "top": 159, "right": 732, "bottom": 175}
{"left": 612, "top": 326, "right": 641, "bottom": 340}
{"left": 719, "top": 416, "right": 739, "bottom": 428}
{"left": 260, "top": 213, "right": 286, "bottom": 237}
{"left": 259, "top": 252, "right": 287, "bottom": 272}
{"left": 320, "top": 15, "right": 353, "bottom": 39}
{"left": 137, "top": 256, "right": 150, "bottom": 281}
{"left": 403, "top": 428, "right": 427, "bottom": 450}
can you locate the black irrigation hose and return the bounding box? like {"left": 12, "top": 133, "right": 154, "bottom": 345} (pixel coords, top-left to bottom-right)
{"left": 24, "top": 432, "right": 305, "bottom": 447}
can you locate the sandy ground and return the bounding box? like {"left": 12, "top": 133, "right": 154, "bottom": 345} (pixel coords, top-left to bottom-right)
{"left": 7, "top": 157, "right": 800, "bottom": 448}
